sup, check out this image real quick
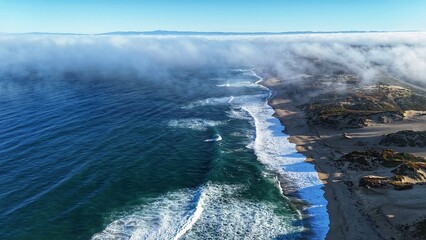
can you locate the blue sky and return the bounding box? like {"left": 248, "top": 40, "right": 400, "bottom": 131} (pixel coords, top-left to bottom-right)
{"left": 0, "top": 0, "right": 425, "bottom": 33}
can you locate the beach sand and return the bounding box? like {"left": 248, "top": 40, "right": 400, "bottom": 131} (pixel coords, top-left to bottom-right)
{"left": 263, "top": 76, "right": 426, "bottom": 239}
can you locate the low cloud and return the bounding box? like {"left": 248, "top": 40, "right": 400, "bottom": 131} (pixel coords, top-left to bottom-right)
{"left": 1, "top": 32, "right": 426, "bottom": 87}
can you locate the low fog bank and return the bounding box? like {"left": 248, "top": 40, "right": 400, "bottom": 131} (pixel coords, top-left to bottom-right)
{"left": 1, "top": 32, "right": 426, "bottom": 87}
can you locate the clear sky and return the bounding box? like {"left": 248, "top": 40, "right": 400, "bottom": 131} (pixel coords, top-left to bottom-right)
{"left": 0, "top": 0, "right": 425, "bottom": 33}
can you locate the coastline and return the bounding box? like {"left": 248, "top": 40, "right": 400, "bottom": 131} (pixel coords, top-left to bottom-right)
{"left": 263, "top": 82, "right": 354, "bottom": 239}
{"left": 250, "top": 71, "right": 329, "bottom": 239}
{"left": 262, "top": 76, "right": 426, "bottom": 239}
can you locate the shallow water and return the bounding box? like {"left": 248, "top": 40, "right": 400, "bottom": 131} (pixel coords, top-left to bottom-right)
{"left": 0, "top": 69, "right": 327, "bottom": 239}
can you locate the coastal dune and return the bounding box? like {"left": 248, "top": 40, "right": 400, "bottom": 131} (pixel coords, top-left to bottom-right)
{"left": 263, "top": 72, "right": 426, "bottom": 239}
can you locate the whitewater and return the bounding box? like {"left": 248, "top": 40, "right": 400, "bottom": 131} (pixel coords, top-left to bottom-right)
{"left": 91, "top": 69, "right": 329, "bottom": 240}
{"left": 0, "top": 58, "right": 328, "bottom": 239}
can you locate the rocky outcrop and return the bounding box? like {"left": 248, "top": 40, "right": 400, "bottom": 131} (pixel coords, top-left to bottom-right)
{"left": 302, "top": 84, "right": 426, "bottom": 129}
{"left": 338, "top": 149, "right": 421, "bottom": 170}
{"left": 414, "top": 219, "right": 426, "bottom": 239}
{"left": 380, "top": 130, "right": 426, "bottom": 148}
{"left": 358, "top": 175, "right": 415, "bottom": 190}
{"left": 359, "top": 176, "right": 389, "bottom": 188}
{"left": 392, "top": 162, "right": 426, "bottom": 181}
{"left": 338, "top": 149, "right": 425, "bottom": 190}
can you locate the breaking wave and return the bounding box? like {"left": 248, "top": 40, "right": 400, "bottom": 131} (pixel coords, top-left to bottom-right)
{"left": 204, "top": 134, "right": 222, "bottom": 142}
{"left": 92, "top": 183, "right": 303, "bottom": 240}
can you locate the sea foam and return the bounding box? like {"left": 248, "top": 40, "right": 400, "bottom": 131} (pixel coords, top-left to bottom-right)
{"left": 241, "top": 70, "right": 329, "bottom": 239}
{"left": 92, "top": 183, "right": 302, "bottom": 240}
{"left": 204, "top": 134, "right": 222, "bottom": 142}
{"left": 93, "top": 69, "right": 329, "bottom": 240}
{"left": 174, "top": 70, "right": 329, "bottom": 239}
{"left": 182, "top": 96, "right": 232, "bottom": 109}
{"left": 212, "top": 69, "right": 329, "bottom": 238}
{"left": 167, "top": 118, "right": 224, "bottom": 131}
{"left": 91, "top": 188, "right": 203, "bottom": 240}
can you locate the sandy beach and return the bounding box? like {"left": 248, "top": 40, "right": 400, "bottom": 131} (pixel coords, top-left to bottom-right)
{"left": 263, "top": 75, "right": 426, "bottom": 239}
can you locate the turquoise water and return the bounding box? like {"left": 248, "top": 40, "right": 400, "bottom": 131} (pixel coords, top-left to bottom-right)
{"left": 0, "top": 69, "right": 309, "bottom": 239}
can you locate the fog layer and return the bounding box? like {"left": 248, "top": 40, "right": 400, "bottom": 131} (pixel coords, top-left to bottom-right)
{"left": 1, "top": 32, "right": 426, "bottom": 86}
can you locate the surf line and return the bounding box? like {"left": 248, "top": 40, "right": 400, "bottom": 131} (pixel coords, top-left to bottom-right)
{"left": 172, "top": 188, "right": 206, "bottom": 240}
{"left": 248, "top": 69, "right": 274, "bottom": 100}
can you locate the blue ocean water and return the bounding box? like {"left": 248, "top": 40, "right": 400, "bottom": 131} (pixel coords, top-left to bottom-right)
{"left": 0, "top": 69, "right": 325, "bottom": 239}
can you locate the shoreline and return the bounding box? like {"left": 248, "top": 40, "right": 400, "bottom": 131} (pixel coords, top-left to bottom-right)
{"left": 261, "top": 75, "right": 426, "bottom": 239}
{"left": 263, "top": 85, "right": 345, "bottom": 239}
{"left": 264, "top": 87, "right": 334, "bottom": 239}
{"left": 252, "top": 71, "right": 329, "bottom": 239}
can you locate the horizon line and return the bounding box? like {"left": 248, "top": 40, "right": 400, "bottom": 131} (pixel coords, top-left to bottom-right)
{"left": 0, "top": 30, "right": 422, "bottom": 36}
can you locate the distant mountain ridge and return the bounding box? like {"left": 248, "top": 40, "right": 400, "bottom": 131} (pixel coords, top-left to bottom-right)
{"left": 99, "top": 30, "right": 389, "bottom": 35}
{"left": 2, "top": 30, "right": 414, "bottom": 36}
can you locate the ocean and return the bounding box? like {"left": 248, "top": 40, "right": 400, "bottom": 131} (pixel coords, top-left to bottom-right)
{"left": 0, "top": 68, "right": 328, "bottom": 239}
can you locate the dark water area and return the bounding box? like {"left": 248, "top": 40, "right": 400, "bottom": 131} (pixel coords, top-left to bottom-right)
{"left": 0, "top": 70, "right": 304, "bottom": 239}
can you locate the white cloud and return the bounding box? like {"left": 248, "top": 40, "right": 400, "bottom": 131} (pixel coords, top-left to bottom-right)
{"left": 1, "top": 32, "right": 426, "bottom": 86}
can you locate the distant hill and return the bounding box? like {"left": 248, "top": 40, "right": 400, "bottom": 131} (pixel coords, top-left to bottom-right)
{"left": 98, "top": 30, "right": 386, "bottom": 36}
{"left": 2, "top": 30, "right": 413, "bottom": 36}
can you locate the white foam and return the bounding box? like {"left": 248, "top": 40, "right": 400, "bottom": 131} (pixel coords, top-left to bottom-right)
{"left": 227, "top": 93, "right": 268, "bottom": 105}
{"left": 204, "top": 134, "right": 222, "bottom": 142}
{"left": 183, "top": 96, "right": 232, "bottom": 109}
{"left": 92, "top": 183, "right": 304, "bottom": 240}
{"left": 92, "top": 188, "right": 206, "bottom": 240}
{"left": 172, "top": 67, "right": 329, "bottom": 237}
{"left": 167, "top": 118, "right": 224, "bottom": 131}
{"left": 216, "top": 81, "right": 259, "bottom": 88}
{"left": 172, "top": 190, "right": 205, "bottom": 240}
{"left": 91, "top": 189, "right": 195, "bottom": 240}
{"left": 183, "top": 183, "right": 303, "bottom": 239}
{"left": 226, "top": 107, "right": 252, "bottom": 120}
{"left": 228, "top": 96, "right": 233, "bottom": 103}
{"left": 238, "top": 71, "right": 329, "bottom": 239}
{"left": 94, "top": 69, "right": 329, "bottom": 239}
{"left": 220, "top": 68, "right": 329, "bottom": 238}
